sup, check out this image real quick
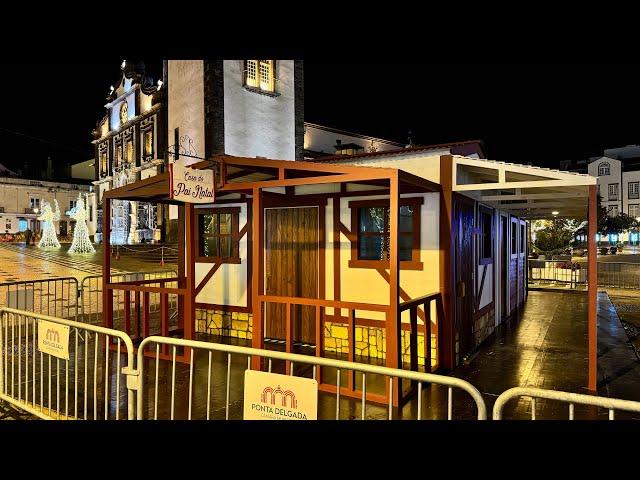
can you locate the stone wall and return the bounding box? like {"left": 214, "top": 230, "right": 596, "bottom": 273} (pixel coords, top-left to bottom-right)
{"left": 471, "top": 308, "right": 495, "bottom": 351}
{"left": 194, "top": 309, "right": 437, "bottom": 369}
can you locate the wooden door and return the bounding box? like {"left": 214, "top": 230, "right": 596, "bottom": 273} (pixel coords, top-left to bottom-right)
{"left": 454, "top": 197, "right": 475, "bottom": 356}
{"left": 500, "top": 215, "right": 508, "bottom": 321}
{"left": 265, "top": 207, "right": 318, "bottom": 345}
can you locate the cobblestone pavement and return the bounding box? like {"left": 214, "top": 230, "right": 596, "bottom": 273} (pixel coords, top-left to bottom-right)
{"left": 0, "top": 243, "right": 176, "bottom": 283}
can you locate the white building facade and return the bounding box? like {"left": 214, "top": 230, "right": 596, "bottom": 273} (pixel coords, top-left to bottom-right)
{"left": 0, "top": 177, "right": 92, "bottom": 236}
{"left": 587, "top": 155, "right": 640, "bottom": 244}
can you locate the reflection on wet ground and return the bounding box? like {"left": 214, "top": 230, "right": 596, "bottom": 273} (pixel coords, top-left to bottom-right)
{"left": 3, "top": 291, "right": 640, "bottom": 420}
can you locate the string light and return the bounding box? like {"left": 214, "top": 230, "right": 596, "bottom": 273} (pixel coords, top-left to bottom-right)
{"left": 68, "top": 194, "right": 95, "bottom": 254}
{"left": 37, "top": 199, "right": 61, "bottom": 249}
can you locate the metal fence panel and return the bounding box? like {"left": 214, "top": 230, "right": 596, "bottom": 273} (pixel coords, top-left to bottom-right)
{"left": 0, "top": 278, "right": 79, "bottom": 320}
{"left": 135, "top": 336, "right": 488, "bottom": 421}
{"left": 80, "top": 270, "right": 178, "bottom": 327}
{"left": 493, "top": 386, "right": 640, "bottom": 420}
{"left": 0, "top": 307, "right": 135, "bottom": 420}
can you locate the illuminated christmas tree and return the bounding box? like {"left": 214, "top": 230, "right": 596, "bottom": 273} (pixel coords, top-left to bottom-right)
{"left": 68, "top": 194, "right": 95, "bottom": 254}
{"left": 38, "top": 199, "right": 61, "bottom": 249}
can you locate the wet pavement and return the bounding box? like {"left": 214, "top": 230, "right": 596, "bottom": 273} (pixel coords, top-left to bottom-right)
{"left": 3, "top": 290, "right": 640, "bottom": 420}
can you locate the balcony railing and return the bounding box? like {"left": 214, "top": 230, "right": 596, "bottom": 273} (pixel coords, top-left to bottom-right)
{"left": 609, "top": 195, "right": 618, "bottom": 201}
{"left": 629, "top": 192, "right": 639, "bottom": 200}
{"left": 24, "top": 208, "right": 37, "bottom": 214}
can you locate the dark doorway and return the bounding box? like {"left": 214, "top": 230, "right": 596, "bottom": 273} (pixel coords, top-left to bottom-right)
{"left": 501, "top": 215, "right": 508, "bottom": 321}
{"left": 454, "top": 196, "right": 475, "bottom": 356}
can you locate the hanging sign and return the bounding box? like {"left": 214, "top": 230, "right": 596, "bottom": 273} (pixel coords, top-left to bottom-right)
{"left": 169, "top": 162, "right": 215, "bottom": 203}
{"left": 243, "top": 370, "right": 318, "bottom": 420}
{"left": 37, "top": 320, "right": 70, "bottom": 360}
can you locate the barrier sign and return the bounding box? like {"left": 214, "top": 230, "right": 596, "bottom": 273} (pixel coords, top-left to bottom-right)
{"left": 37, "top": 320, "right": 70, "bottom": 360}
{"left": 169, "top": 162, "right": 215, "bottom": 204}
{"left": 244, "top": 369, "right": 318, "bottom": 420}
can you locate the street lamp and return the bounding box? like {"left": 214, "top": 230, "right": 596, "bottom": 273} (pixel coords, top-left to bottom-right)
{"left": 552, "top": 210, "right": 559, "bottom": 216}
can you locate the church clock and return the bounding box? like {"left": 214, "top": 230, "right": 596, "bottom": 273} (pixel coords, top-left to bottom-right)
{"left": 119, "top": 101, "right": 128, "bottom": 125}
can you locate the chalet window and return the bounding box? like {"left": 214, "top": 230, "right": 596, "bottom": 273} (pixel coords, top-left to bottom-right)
{"left": 349, "top": 198, "right": 423, "bottom": 270}
{"left": 196, "top": 208, "right": 241, "bottom": 263}
{"left": 244, "top": 60, "right": 276, "bottom": 94}
{"left": 598, "top": 163, "right": 610, "bottom": 176}
{"left": 479, "top": 208, "right": 492, "bottom": 263}
{"left": 629, "top": 181, "right": 639, "bottom": 200}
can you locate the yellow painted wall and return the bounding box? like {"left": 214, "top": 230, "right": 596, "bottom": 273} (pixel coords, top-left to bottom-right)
{"left": 195, "top": 202, "right": 249, "bottom": 307}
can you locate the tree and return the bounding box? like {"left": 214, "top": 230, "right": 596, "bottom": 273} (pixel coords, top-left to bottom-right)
{"left": 600, "top": 213, "right": 635, "bottom": 237}
{"left": 533, "top": 218, "right": 580, "bottom": 253}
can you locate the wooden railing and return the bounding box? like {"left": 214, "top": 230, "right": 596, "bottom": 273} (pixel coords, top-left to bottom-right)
{"left": 398, "top": 291, "right": 443, "bottom": 374}
{"left": 106, "top": 277, "right": 183, "bottom": 355}
{"left": 258, "top": 294, "right": 391, "bottom": 403}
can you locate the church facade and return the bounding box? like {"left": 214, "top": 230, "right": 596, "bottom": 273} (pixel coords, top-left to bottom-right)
{"left": 91, "top": 59, "right": 409, "bottom": 244}
{"left": 91, "top": 61, "right": 167, "bottom": 245}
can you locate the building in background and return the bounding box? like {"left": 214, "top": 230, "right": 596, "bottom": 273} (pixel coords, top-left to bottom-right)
{"left": 561, "top": 145, "right": 640, "bottom": 245}
{"left": 303, "top": 123, "right": 406, "bottom": 159}
{"left": 71, "top": 159, "right": 96, "bottom": 181}
{"left": 0, "top": 177, "right": 91, "bottom": 236}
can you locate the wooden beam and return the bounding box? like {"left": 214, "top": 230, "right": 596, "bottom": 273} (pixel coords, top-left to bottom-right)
{"left": 588, "top": 184, "right": 597, "bottom": 392}
{"left": 481, "top": 192, "right": 588, "bottom": 202}
{"left": 220, "top": 172, "right": 393, "bottom": 191}
{"left": 251, "top": 188, "right": 264, "bottom": 370}
{"left": 440, "top": 155, "right": 455, "bottom": 370}
{"left": 195, "top": 263, "right": 221, "bottom": 296}
{"left": 388, "top": 170, "right": 401, "bottom": 406}
{"left": 454, "top": 179, "right": 596, "bottom": 192}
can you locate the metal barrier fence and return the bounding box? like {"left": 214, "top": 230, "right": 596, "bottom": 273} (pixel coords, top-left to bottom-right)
{"left": 0, "top": 278, "right": 79, "bottom": 320}
{"left": 80, "top": 270, "right": 178, "bottom": 326}
{"left": 0, "top": 307, "right": 135, "bottom": 420}
{"left": 134, "top": 336, "right": 487, "bottom": 420}
{"left": 528, "top": 260, "right": 640, "bottom": 289}
{"left": 596, "top": 262, "right": 640, "bottom": 289}
{"left": 493, "top": 387, "right": 640, "bottom": 420}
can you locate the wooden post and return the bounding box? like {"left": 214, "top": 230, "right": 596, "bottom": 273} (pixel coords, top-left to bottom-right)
{"left": 387, "top": 171, "right": 401, "bottom": 406}
{"left": 439, "top": 155, "right": 455, "bottom": 370}
{"left": 102, "top": 197, "right": 112, "bottom": 329}
{"left": 184, "top": 203, "right": 196, "bottom": 345}
{"left": 251, "top": 188, "right": 264, "bottom": 370}
{"left": 177, "top": 204, "right": 185, "bottom": 332}
{"left": 588, "top": 184, "right": 598, "bottom": 391}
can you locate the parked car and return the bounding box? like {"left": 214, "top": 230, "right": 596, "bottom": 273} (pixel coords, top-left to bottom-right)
{"left": 599, "top": 247, "right": 609, "bottom": 255}
{"left": 573, "top": 248, "right": 586, "bottom": 257}
{"left": 610, "top": 246, "right": 618, "bottom": 255}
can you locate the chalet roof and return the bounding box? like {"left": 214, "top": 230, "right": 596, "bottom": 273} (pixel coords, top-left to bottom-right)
{"left": 308, "top": 140, "right": 486, "bottom": 163}
{"left": 104, "top": 154, "right": 440, "bottom": 203}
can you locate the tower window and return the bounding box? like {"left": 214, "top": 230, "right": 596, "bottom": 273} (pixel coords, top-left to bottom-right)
{"left": 244, "top": 60, "right": 276, "bottom": 94}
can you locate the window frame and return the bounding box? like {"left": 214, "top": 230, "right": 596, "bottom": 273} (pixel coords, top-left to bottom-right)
{"left": 348, "top": 197, "right": 423, "bottom": 270}
{"left": 629, "top": 181, "right": 639, "bottom": 199}
{"left": 478, "top": 205, "right": 493, "bottom": 265}
{"left": 195, "top": 207, "right": 242, "bottom": 264}
{"left": 243, "top": 60, "right": 278, "bottom": 96}
{"left": 629, "top": 204, "right": 639, "bottom": 218}
{"left": 608, "top": 183, "right": 619, "bottom": 200}
{"left": 598, "top": 162, "right": 611, "bottom": 176}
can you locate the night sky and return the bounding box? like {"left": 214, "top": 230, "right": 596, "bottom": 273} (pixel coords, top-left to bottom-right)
{"left": 1, "top": 59, "right": 638, "bottom": 180}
